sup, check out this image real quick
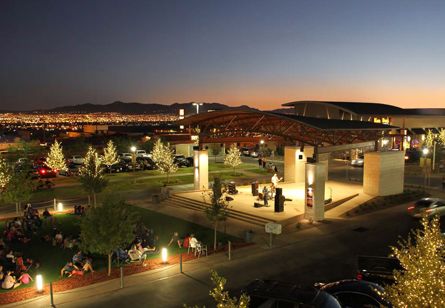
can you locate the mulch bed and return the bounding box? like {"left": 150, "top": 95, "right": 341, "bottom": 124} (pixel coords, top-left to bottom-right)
{"left": 0, "top": 242, "right": 252, "bottom": 305}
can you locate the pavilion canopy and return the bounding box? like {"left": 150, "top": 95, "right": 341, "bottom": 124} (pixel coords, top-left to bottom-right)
{"left": 178, "top": 109, "right": 396, "bottom": 147}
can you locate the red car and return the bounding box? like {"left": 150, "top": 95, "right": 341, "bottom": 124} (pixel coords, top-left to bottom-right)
{"left": 36, "top": 166, "right": 57, "bottom": 178}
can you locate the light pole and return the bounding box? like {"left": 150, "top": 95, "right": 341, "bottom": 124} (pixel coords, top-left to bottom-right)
{"left": 192, "top": 102, "right": 203, "bottom": 114}
{"left": 130, "top": 146, "right": 137, "bottom": 172}
{"left": 422, "top": 147, "right": 430, "bottom": 186}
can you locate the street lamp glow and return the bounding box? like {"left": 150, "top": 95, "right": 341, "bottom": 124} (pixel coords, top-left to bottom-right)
{"left": 161, "top": 248, "right": 168, "bottom": 263}
{"left": 57, "top": 202, "right": 64, "bottom": 212}
{"left": 130, "top": 146, "right": 136, "bottom": 152}
{"left": 192, "top": 102, "right": 203, "bottom": 114}
{"left": 422, "top": 148, "right": 429, "bottom": 155}
{"left": 260, "top": 140, "right": 265, "bottom": 145}
{"left": 36, "top": 274, "right": 43, "bottom": 292}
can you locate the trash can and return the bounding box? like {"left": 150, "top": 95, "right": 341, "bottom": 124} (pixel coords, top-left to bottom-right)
{"left": 251, "top": 181, "right": 259, "bottom": 196}
{"left": 245, "top": 230, "right": 253, "bottom": 243}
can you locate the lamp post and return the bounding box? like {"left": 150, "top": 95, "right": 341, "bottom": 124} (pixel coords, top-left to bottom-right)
{"left": 422, "top": 147, "right": 431, "bottom": 186}
{"left": 130, "top": 146, "right": 137, "bottom": 172}
{"left": 192, "top": 102, "right": 203, "bottom": 114}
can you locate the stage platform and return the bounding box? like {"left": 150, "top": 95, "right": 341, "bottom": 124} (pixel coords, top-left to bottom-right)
{"left": 175, "top": 181, "right": 362, "bottom": 225}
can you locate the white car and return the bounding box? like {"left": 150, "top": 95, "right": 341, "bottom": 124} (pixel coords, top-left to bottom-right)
{"left": 350, "top": 158, "right": 364, "bottom": 167}
{"left": 250, "top": 151, "right": 259, "bottom": 158}
{"left": 119, "top": 153, "right": 133, "bottom": 161}
{"left": 136, "top": 150, "right": 151, "bottom": 158}
{"left": 70, "top": 155, "right": 84, "bottom": 165}
{"left": 408, "top": 198, "right": 445, "bottom": 218}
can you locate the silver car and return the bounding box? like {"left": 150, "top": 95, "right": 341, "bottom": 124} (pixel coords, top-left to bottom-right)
{"left": 408, "top": 198, "right": 445, "bottom": 218}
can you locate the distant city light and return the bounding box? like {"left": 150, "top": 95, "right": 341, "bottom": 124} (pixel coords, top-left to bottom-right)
{"left": 422, "top": 148, "right": 429, "bottom": 155}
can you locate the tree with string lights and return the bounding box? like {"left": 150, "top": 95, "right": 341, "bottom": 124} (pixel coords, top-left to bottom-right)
{"left": 45, "top": 140, "right": 67, "bottom": 172}
{"left": 382, "top": 215, "right": 445, "bottom": 307}
{"left": 79, "top": 146, "right": 108, "bottom": 207}
{"left": 150, "top": 139, "right": 178, "bottom": 184}
{"left": 224, "top": 144, "right": 242, "bottom": 175}
{"left": 0, "top": 156, "right": 11, "bottom": 192}
{"left": 102, "top": 140, "right": 120, "bottom": 172}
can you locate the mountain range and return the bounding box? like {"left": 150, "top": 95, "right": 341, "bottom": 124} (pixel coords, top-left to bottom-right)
{"left": 31, "top": 101, "right": 259, "bottom": 115}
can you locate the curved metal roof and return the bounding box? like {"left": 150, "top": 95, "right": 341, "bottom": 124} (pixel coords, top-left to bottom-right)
{"left": 178, "top": 109, "right": 395, "bottom": 146}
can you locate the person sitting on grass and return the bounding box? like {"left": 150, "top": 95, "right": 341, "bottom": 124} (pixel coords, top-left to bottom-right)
{"left": 54, "top": 231, "right": 63, "bottom": 246}
{"left": 1, "top": 272, "right": 21, "bottom": 290}
{"left": 17, "top": 271, "right": 33, "bottom": 285}
{"left": 168, "top": 232, "right": 182, "bottom": 248}
{"left": 128, "top": 243, "right": 143, "bottom": 262}
{"left": 82, "top": 257, "right": 94, "bottom": 273}
{"left": 0, "top": 265, "right": 4, "bottom": 281}
{"left": 72, "top": 251, "right": 84, "bottom": 267}
{"left": 60, "top": 261, "right": 79, "bottom": 278}
{"left": 189, "top": 234, "right": 198, "bottom": 254}
{"left": 42, "top": 208, "right": 52, "bottom": 219}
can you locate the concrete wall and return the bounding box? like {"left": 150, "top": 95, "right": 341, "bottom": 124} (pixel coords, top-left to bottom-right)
{"left": 284, "top": 146, "right": 314, "bottom": 183}
{"left": 363, "top": 151, "right": 405, "bottom": 196}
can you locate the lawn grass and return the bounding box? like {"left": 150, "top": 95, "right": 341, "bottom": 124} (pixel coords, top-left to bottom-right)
{"left": 1, "top": 162, "right": 263, "bottom": 207}
{"left": 0, "top": 206, "right": 240, "bottom": 293}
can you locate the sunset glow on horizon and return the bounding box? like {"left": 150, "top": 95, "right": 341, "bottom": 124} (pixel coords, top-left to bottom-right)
{"left": 1, "top": 1, "right": 445, "bottom": 111}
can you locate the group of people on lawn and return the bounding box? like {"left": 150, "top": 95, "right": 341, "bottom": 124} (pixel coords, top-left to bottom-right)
{"left": 60, "top": 251, "right": 94, "bottom": 277}
{"left": 168, "top": 232, "right": 203, "bottom": 255}
{"left": 0, "top": 210, "right": 44, "bottom": 290}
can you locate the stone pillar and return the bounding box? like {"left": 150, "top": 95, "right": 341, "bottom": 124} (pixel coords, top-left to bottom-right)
{"left": 194, "top": 150, "right": 208, "bottom": 190}
{"left": 317, "top": 152, "right": 330, "bottom": 181}
{"left": 363, "top": 151, "right": 405, "bottom": 196}
{"left": 284, "top": 146, "right": 314, "bottom": 183}
{"left": 304, "top": 163, "right": 326, "bottom": 221}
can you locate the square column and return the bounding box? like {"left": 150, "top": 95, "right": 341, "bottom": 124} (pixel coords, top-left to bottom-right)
{"left": 194, "top": 150, "right": 208, "bottom": 190}
{"left": 304, "top": 163, "right": 326, "bottom": 221}
{"left": 317, "top": 152, "right": 330, "bottom": 181}
{"left": 284, "top": 146, "right": 314, "bottom": 183}
{"left": 363, "top": 151, "right": 405, "bottom": 196}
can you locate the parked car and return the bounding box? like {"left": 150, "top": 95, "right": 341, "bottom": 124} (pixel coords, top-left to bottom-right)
{"left": 119, "top": 153, "right": 133, "bottom": 162}
{"left": 174, "top": 155, "right": 192, "bottom": 167}
{"left": 407, "top": 197, "right": 445, "bottom": 218}
{"left": 36, "top": 166, "right": 57, "bottom": 178}
{"left": 136, "top": 150, "right": 151, "bottom": 158}
{"left": 250, "top": 151, "right": 259, "bottom": 158}
{"left": 16, "top": 157, "right": 29, "bottom": 165}
{"left": 241, "top": 147, "right": 251, "bottom": 156}
{"left": 186, "top": 156, "right": 194, "bottom": 166}
{"left": 350, "top": 156, "right": 364, "bottom": 167}
{"left": 356, "top": 255, "right": 402, "bottom": 286}
{"left": 69, "top": 155, "right": 84, "bottom": 165}
{"left": 243, "top": 279, "right": 341, "bottom": 308}
{"left": 136, "top": 157, "right": 156, "bottom": 170}
{"left": 316, "top": 279, "right": 391, "bottom": 308}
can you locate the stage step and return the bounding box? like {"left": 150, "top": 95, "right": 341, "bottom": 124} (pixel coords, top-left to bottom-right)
{"left": 162, "top": 194, "right": 275, "bottom": 227}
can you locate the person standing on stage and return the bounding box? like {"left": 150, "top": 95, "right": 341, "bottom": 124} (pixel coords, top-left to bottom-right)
{"left": 263, "top": 186, "right": 269, "bottom": 207}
